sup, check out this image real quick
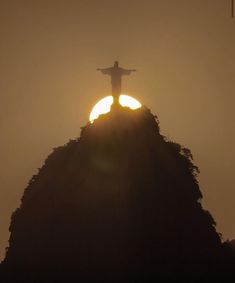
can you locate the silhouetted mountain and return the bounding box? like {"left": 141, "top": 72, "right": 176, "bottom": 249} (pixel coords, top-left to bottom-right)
{"left": 1, "top": 106, "right": 235, "bottom": 282}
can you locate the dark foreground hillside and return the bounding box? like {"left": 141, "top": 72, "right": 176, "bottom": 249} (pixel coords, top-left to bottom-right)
{"left": 1, "top": 106, "right": 235, "bottom": 282}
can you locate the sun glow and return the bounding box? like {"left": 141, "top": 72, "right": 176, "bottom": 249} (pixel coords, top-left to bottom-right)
{"left": 89, "top": 95, "right": 141, "bottom": 122}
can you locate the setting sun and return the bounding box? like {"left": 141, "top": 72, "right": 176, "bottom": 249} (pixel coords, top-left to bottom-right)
{"left": 89, "top": 95, "right": 141, "bottom": 122}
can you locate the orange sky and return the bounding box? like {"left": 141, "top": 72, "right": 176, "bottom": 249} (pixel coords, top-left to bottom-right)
{"left": 0, "top": 0, "right": 234, "bottom": 260}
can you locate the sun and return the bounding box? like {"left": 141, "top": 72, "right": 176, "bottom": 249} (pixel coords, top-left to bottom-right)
{"left": 89, "top": 95, "right": 141, "bottom": 122}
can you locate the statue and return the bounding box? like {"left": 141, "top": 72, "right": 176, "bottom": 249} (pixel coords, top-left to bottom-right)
{"left": 97, "top": 61, "right": 136, "bottom": 105}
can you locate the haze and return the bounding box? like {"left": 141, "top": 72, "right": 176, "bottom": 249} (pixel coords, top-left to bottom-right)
{"left": 0, "top": 0, "right": 234, "bottom": 260}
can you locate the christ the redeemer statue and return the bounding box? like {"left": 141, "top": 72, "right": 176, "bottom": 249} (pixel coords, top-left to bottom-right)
{"left": 97, "top": 61, "right": 136, "bottom": 105}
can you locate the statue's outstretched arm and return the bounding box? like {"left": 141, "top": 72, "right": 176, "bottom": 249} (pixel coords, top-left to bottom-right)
{"left": 121, "top": 68, "right": 137, "bottom": 75}
{"left": 96, "top": 67, "right": 112, "bottom": 75}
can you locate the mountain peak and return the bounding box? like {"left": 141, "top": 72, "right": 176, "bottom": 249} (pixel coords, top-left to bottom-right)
{"left": 1, "top": 106, "right": 234, "bottom": 282}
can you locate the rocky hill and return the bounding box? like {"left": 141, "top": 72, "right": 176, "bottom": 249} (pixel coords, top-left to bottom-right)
{"left": 1, "top": 106, "right": 234, "bottom": 282}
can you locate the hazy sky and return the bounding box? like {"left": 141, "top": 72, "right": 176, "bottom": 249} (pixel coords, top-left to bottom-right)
{"left": 0, "top": 0, "right": 234, "bottom": 260}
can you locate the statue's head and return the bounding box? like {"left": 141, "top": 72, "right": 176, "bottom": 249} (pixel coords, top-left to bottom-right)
{"left": 114, "top": 61, "right": 119, "bottom": 67}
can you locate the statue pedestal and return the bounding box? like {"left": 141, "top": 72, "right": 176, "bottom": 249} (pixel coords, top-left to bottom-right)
{"left": 110, "top": 101, "right": 122, "bottom": 112}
